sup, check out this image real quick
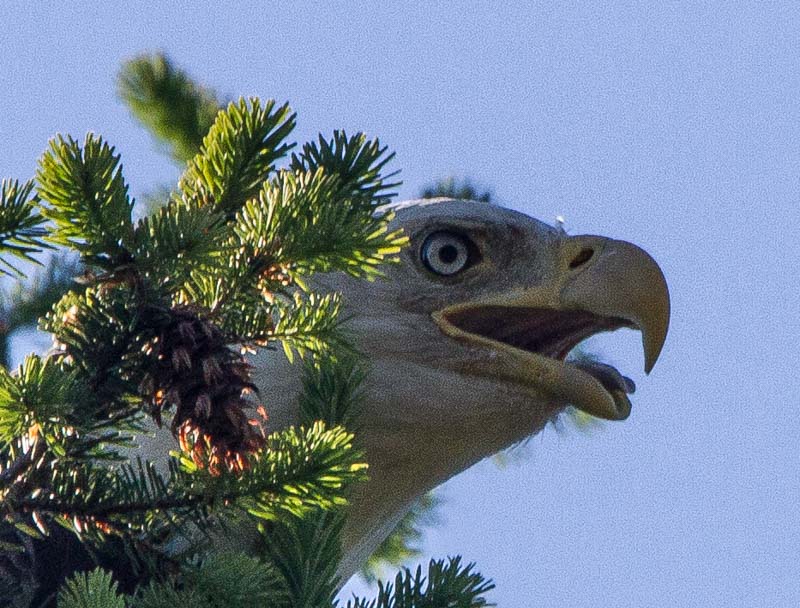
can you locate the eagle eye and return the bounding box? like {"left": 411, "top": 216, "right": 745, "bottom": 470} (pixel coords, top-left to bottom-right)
{"left": 421, "top": 231, "right": 477, "bottom": 276}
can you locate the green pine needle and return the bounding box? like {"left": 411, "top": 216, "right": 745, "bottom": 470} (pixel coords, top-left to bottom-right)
{"left": 1, "top": 254, "right": 80, "bottom": 331}
{"left": 348, "top": 557, "right": 495, "bottom": 608}
{"left": 0, "top": 254, "right": 80, "bottom": 367}
{"left": 37, "top": 134, "right": 135, "bottom": 268}
{"left": 0, "top": 355, "right": 88, "bottom": 447}
{"left": 291, "top": 131, "right": 400, "bottom": 203}
{"left": 0, "top": 179, "right": 50, "bottom": 277}
{"left": 119, "top": 53, "right": 222, "bottom": 164}
{"left": 257, "top": 351, "right": 368, "bottom": 608}
{"left": 361, "top": 492, "right": 443, "bottom": 584}
{"left": 261, "top": 510, "right": 345, "bottom": 608}
{"left": 268, "top": 292, "right": 344, "bottom": 361}
{"left": 133, "top": 553, "right": 287, "bottom": 608}
{"left": 419, "top": 177, "right": 492, "bottom": 203}
{"left": 5, "top": 423, "right": 365, "bottom": 545}
{"left": 235, "top": 168, "right": 407, "bottom": 280}
{"left": 133, "top": 196, "right": 228, "bottom": 294}
{"left": 298, "top": 350, "right": 367, "bottom": 430}
{"left": 40, "top": 284, "right": 147, "bottom": 402}
{"left": 57, "top": 567, "right": 126, "bottom": 608}
{"left": 180, "top": 97, "right": 296, "bottom": 216}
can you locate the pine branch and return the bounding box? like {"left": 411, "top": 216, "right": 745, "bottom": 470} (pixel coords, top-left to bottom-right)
{"left": 262, "top": 510, "right": 344, "bottom": 608}
{"left": 0, "top": 254, "right": 80, "bottom": 331}
{"left": 347, "top": 557, "right": 495, "bottom": 608}
{"left": 268, "top": 292, "right": 345, "bottom": 362}
{"left": 133, "top": 196, "right": 228, "bottom": 294}
{"left": 36, "top": 134, "right": 136, "bottom": 269}
{"left": 7, "top": 423, "right": 366, "bottom": 545}
{"left": 40, "top": 284, "right": 262, "bottom": 462}
{"left": 292, "top": 351, "right": 443, "bottom": 583}
{"left": 179, "top": 98, "right": 296, "bottom": 216}
{"left": 132, "top": 552, "right": 288, "bottom": 608}
{"left": 0, "top": 178, "right": 50, "bottom": 278}
{"left": 419, "top": 176, "right": 492, "bottom": 203}
{"left": 235, "top": 168, "right": 407, "bottom": 281}
{"left": 0, "top": 253, "right": 80, "bottom": 368}
{"left": 252, "top": 349, "right": 370, "bottom": 608}
{"left": 298, "top": 351, "right": 367, "bottom": 430}
{"left": 291, "top": 131, "right": 400, "bottom": 204}
{"left": 360, "top": 492, "right": 443, "bottom": 584}
{"left": 118, "top": 53, "right": 223, "bottom": 164}
{"left": 0, "top": 355, "right": 101, "bottom": 449}
{"left": 40, "top": 285, "right": 150, "bottom": 406}
{"left": 57, "top": 567, "right": 126, "bottom": 608}
{"left": 59, "top": 553, "right": 287, "bottom": 608}
{"left": 214, "top": 422, "right": 367, "bottom": 521}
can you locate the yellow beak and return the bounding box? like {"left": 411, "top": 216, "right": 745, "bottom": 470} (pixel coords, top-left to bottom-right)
{"left": 432, "top": 235, "right": 670, "bottom": 420}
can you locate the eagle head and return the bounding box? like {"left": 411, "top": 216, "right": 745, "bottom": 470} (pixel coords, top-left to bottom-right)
{"left": 304, "top": 198, "right": 670, "bottom": 575}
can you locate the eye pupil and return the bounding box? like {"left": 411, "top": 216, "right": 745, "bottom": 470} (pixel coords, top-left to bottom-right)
{"left": 420, "top": 231, "right": 478, "bottom": 276}
{"left": 438, "top": 244, "right": 459, "bottom": 264}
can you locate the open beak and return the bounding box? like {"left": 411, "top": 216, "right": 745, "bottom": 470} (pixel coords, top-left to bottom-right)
{"left": 432, "top": 236, "right": 670, "bottom": 420}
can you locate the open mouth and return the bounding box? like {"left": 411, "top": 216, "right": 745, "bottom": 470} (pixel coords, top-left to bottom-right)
{"left": 435, "top": 305, "right": 640, "bottom": 420}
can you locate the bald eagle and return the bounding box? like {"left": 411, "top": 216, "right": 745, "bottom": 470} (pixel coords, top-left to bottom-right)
{"left": 136, "top": 197, "right": 670, "bottom": 580}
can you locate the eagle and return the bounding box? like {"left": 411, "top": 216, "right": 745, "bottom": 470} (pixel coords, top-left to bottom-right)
{"left": 135, "top": 196, "right": 670, "bottom": 581}
{"left": 5, "top": 197, "right": 670, "bottom": 604}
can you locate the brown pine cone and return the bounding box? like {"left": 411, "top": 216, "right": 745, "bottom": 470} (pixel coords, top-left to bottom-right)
{"left": 138, "top": 306, "right": 266, "bottom": 474}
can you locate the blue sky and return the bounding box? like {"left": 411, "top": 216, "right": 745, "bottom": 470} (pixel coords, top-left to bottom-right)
{"left": 1, "top": 2, "right": 798, "bottom": 606}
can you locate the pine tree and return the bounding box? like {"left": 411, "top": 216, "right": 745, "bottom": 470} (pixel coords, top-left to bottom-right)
{"left": 0, "top": 53, "right": 495, "bottom": 607}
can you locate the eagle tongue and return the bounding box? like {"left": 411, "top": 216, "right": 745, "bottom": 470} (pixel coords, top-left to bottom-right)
{"left": 572, "top": 360, "right": 636, "bottom": 394}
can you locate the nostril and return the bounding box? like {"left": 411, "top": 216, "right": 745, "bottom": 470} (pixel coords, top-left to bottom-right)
{"left": 569, "top": 248, "right": 594, "bottom": 269}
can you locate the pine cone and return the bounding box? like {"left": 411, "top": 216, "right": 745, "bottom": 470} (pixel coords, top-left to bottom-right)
{"left": 139, "top": 306, "right": 265, "bottom": 473}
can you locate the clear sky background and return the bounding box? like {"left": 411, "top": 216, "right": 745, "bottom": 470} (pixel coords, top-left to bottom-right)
{"left": 1, "top": 3, "right": 798, "bottom": 606}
